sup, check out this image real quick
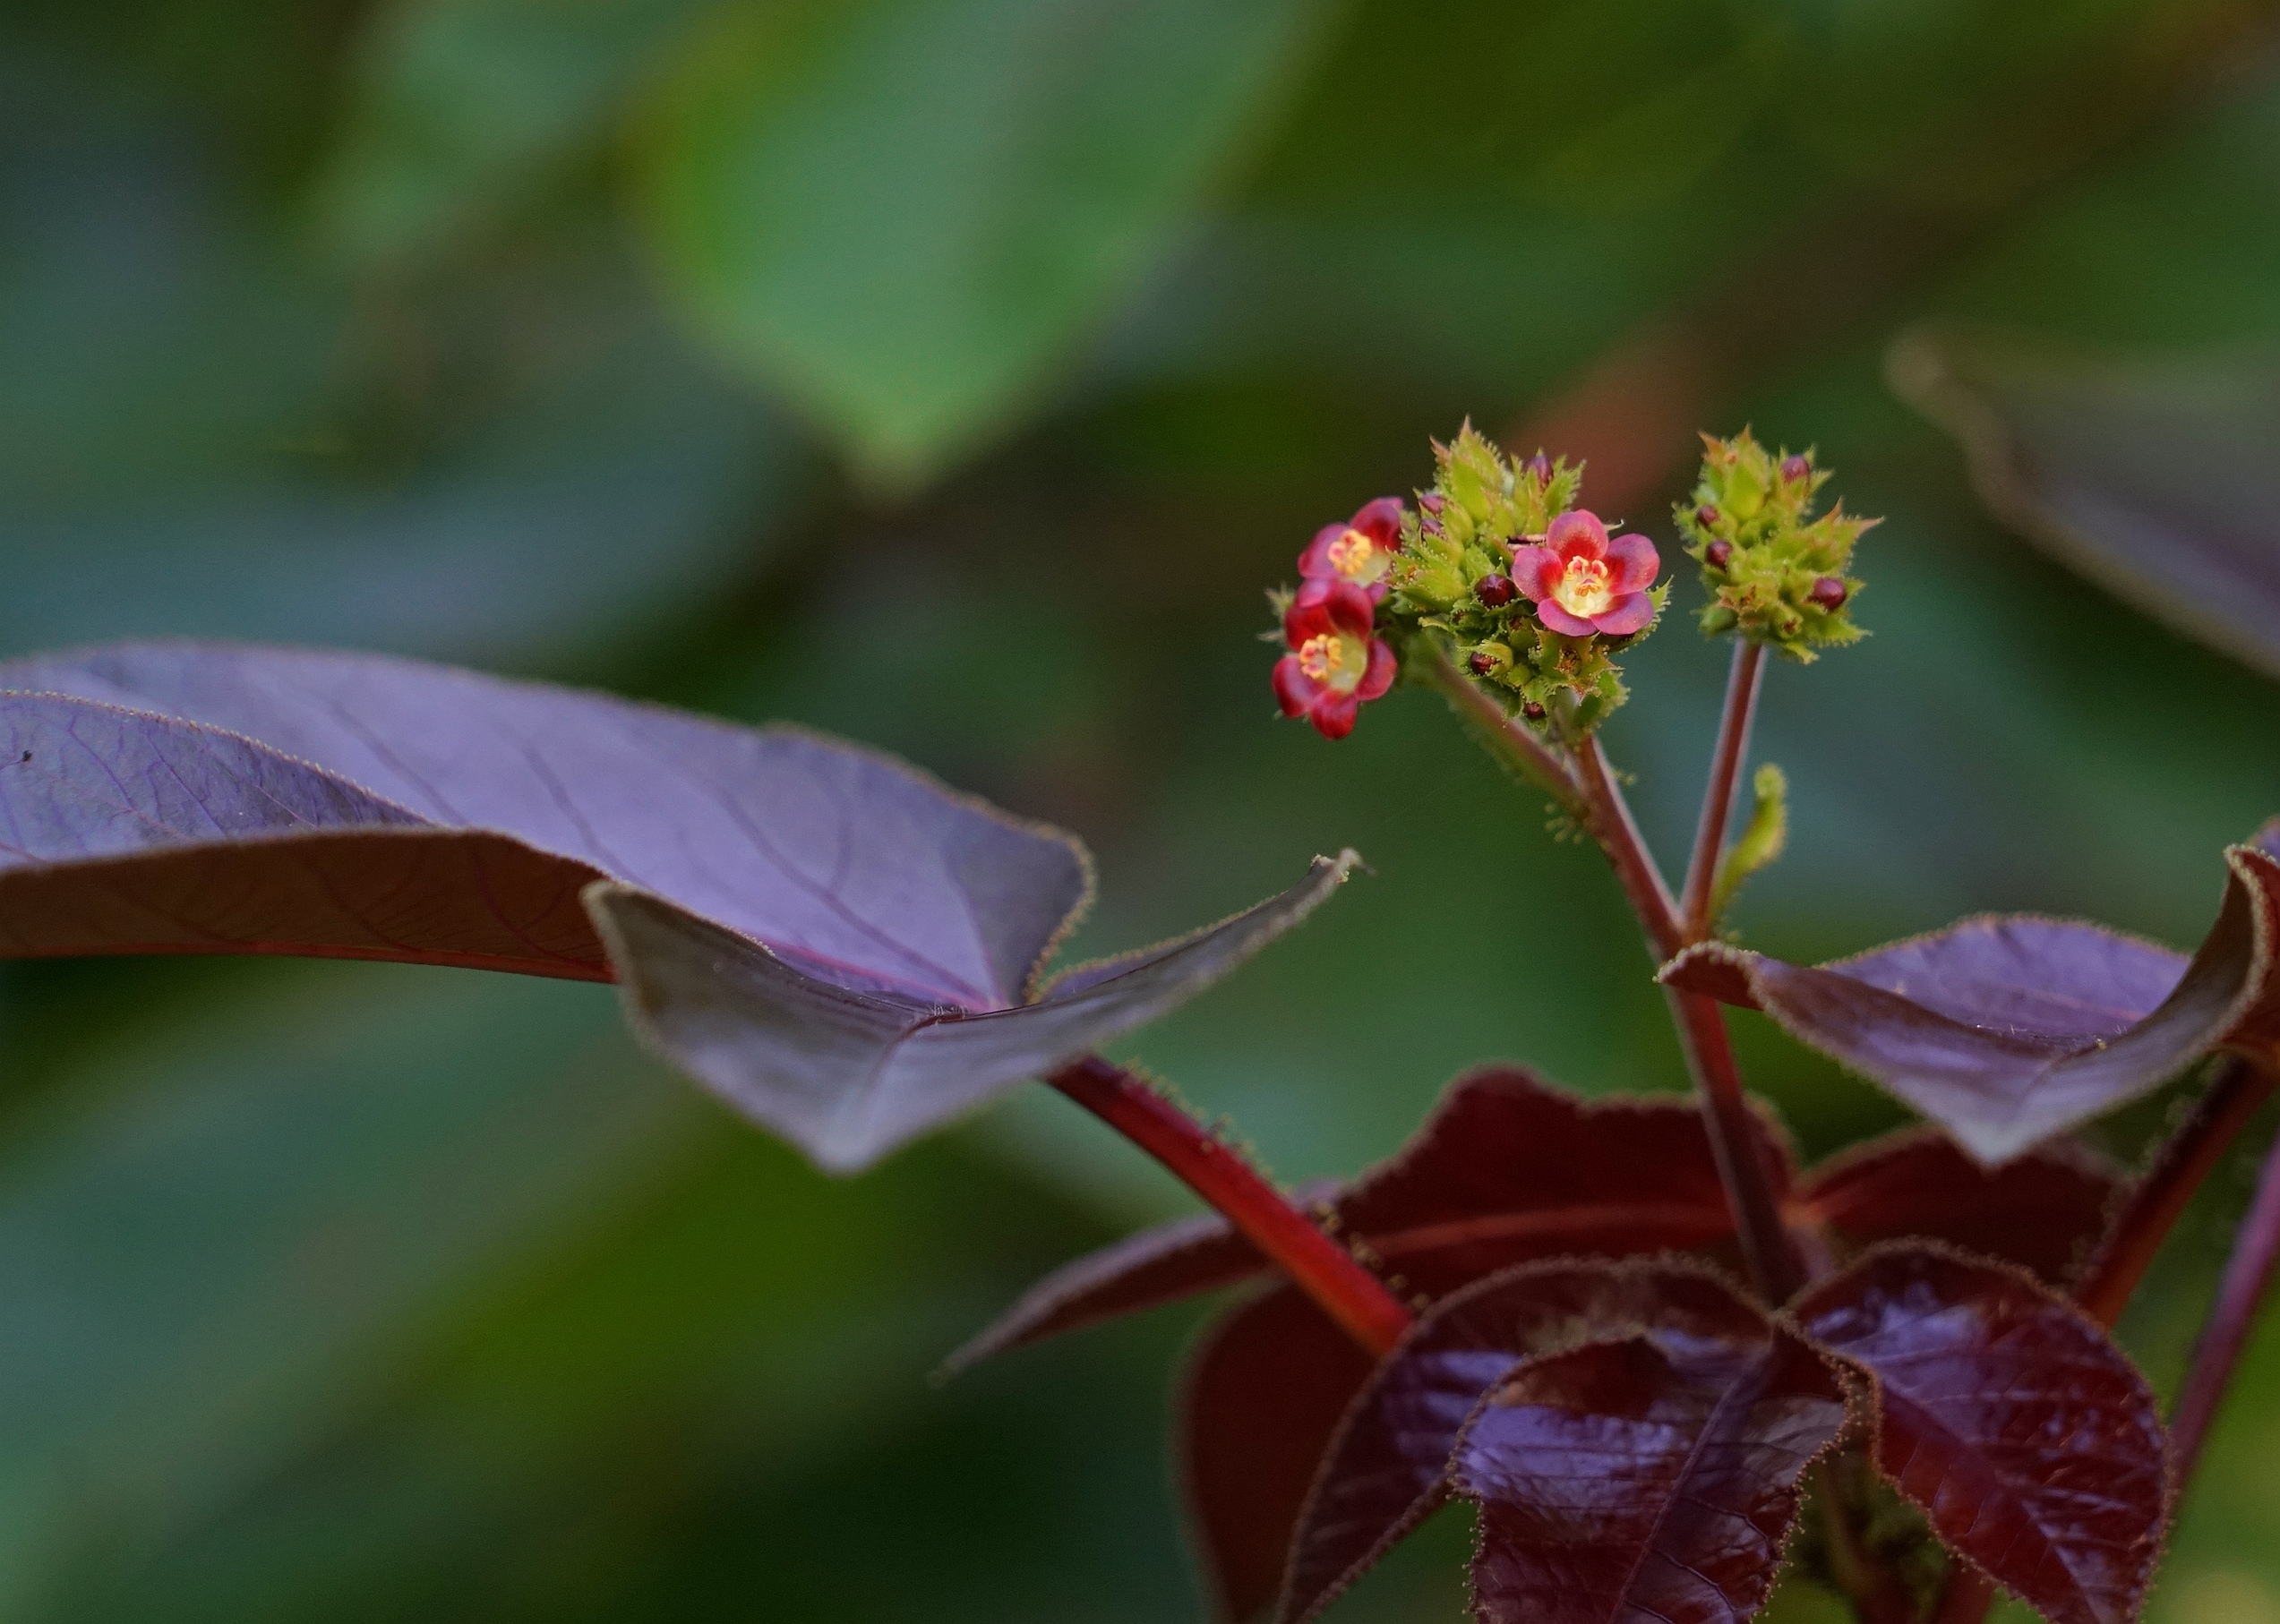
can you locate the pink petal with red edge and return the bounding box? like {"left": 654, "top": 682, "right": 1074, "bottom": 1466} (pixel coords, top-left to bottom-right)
{"left": 1320, "top": 581, "right": 1376, "bottom": 638}
{"left": 1604, "top": 532, "right": 1659, "bottom": 593}
{"left": 1547, "top": 509, "right": 1607, "bottom": 560}
{"left": 1356, "top": 639, "right": 1397, "bottom": 702}
{"left": 1508, "top": 544, "right": 1561, "bottom": 601}
{"left": 1537, "top": 601, "right": 1598, "bottom": 637}
{"left": 1349, "top": 497, "right": 1404, "bottom": 544}
{"left": 1284, "top": 597, "right": 1336, "bottom": 646}
{"left": 1297, "top": 524, "right": 1350, "bottom": 579}
{"left": 1273, "top": 656, "right": 1316, "bottom": 718}
{"left": 1310, "top": 694, "right": 1360, "bottom": 739}
{"left": 1591, "top": 592, "right": 1656, "bottom": 637}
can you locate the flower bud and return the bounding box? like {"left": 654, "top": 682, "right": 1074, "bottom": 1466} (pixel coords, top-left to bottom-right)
{"left": 1780, "top": 455, "right": 1811, "bottom": 483}
{"left": 1694, "top": 504, "right": 1719, "bottom": 529}
{"left": 1468, "top": 651, "right": 1495, "bottom": 675}
{"left": 1473, "top": 572, "right": 1517, "bottom": 608}
{"left": 1808, "top": 575, "right": 1848, "bottom": 609}
{"left": 1525, "top": 453, "right": 1552, "bottom": 482}
{"left": 1704, "top": 540, "right": 1733, "bottom": 569}
{"left": 1521, "top": 701, "right": 1547, "bottom": 721}
{"left": 1419, "top": 492, "right": 1444, "bottom": 513}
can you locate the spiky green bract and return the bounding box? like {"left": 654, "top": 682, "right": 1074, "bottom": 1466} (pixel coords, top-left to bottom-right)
{"left": 1677, "top": 431, "right": 1878, "bottom": 662}
{"left": 1381, "top": 422, "right": 1651, "bottom": 731}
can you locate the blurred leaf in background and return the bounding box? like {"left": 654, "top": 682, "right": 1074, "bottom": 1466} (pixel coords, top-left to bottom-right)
{"left": 9, "top": 0, "right": 2280, "bottom": 1618}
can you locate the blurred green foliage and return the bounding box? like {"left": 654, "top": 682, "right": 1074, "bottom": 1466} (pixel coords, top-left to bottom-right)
{"left": 6, "top": 0, "right": 2280, "bottom": 1617}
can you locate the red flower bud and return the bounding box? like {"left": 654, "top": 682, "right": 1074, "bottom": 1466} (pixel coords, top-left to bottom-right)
{"left": 1525, "top": 453, "right": 1552, "bottom": 482}
{"left": 1419, "top": 492, "right": 1444, "bottom": 513}
{"left": 1694, "top": 504, "right": 1719, "bottom": 528}
{"left": 1808, "top": 575, "right": 1848, "bottom": 609}
{"left": 1780, "top": 455, "right": 1811, "bottom": 483}
{"left": 1474, "top": 572, "right": 1517, "bottom": 608}
{"left": 1521, "top": 701, "right": 1547, "bottom": 721}
{"left": 1704, "top": 540, "right": 1733, "bottom": 569}
{"left": 1468, "top": 650, "right": 1497, "bottom": 675}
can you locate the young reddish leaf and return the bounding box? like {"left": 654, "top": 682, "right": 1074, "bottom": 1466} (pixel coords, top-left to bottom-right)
{"left": 1454, "top": 1319, "right": 1848, "bottom": 1624}
{"left": 1796, "top": 1244, "right": 2169, "bottom": 1624}
{"left": 1179, "top": 1287, "right": 1378, "bottom": 1624}
{"left": 0, "top": 643, "right": 1355, "bottom": 1170}
{"left": 1660, "top": 853, "right": 2280, "bottom": 1163}
{"left": 1795, "top": 1128, "right": 2119, "bottom": 1286}
{"left": 1281, "top": 1260, "right": 1796, "bottom": 1624}
{"left": 1891, "top": 326, "right": 2280, "bottom": 681}
{"left": 950, "top": 1066, "right": 1788, "bottom": 1366}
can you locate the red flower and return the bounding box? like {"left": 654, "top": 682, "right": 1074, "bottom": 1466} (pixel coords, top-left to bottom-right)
{"left": 1273, "top": 581, "right": 1396, "bottom": 739}
{"left": 1509, "top": 510, "right": 1659, "bottom": 637}
{"left": 1297, "top": 497, "right": 1404, "bottom": 603}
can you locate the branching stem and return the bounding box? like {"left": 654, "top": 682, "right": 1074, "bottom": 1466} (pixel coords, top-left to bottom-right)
{"left": 1681, "top": 640, "right": 1765, "bottom": 942}
{"left": 1048, "top": 1054, "right": 1413, "bottom": 1357}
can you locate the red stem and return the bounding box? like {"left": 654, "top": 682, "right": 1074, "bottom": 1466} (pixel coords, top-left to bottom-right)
{"left": 1569, "top": 734, "right": 1685, "bottom": 961}
{"left": 1047, "top": 1055, "right": 1413, "bottom": 1357}
{"left": 1680, "top": 640, "right": 1765, "bottom": 942}
{"left": 2167, "top": 1062, "right": 2280, "bottom": 1483}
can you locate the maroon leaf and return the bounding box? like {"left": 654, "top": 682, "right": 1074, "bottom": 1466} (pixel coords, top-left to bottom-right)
{"left": 1179, "top": 1287, "right": 1378, "bottom": 1624}
{"left": 1890, "top": 326, "right": 2280, "bottom": 681}
{"left": 1796, "top": 1244, "right": 2169, "bottom": 1624}
{"left": 1795, "top": 1128, "right": 2120, "bottom": 1286}
{"left": 1660, "top": 849, "right": 2280, "bottom": 1162}
{"left": 1453, "top": 1303, "right": 1848, "bottom": 1624}
{"left": 0, "top": 643, "right": 1355, "bottom": 1169}
{"left": 1281, "top": 1260, "right": 1804, "bottom": 1624}
{"left": 950, "top": 1066, "right": 1789, "bottom": 1366}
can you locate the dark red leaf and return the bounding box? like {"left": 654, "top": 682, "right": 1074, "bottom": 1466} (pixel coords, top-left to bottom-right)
{"left": 1281, "top": 1259, "right": 1803, "bottom": 1624}
{"left": 1454, "top": 1312, "right": 1848, "bottom": 1623}
{"left": 1795, "top": 1128, "right": 2120, "bottom": 1286}
{"left": 1660, "top": 850, "right": 2280, "bottom": 1162}
{"left": 1179, "top": 1287, "right": 1378, "bottom": 1624}
{"left": 1796, "top": 1244, "right": 2169, "bottom": 1624}
{"left": 0, "top": 644, "right": 1355, "bottom": 1170}
{"left": 1891, "top": 326, "right": 2280, "bottom": 681}
{"left": 951, "top": 1066, "right": 1789, "bottom": 1365}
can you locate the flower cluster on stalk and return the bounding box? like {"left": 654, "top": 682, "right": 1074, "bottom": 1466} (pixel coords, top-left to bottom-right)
{"left": 1677, "top": 429, "right": 1875, "bottom": 660}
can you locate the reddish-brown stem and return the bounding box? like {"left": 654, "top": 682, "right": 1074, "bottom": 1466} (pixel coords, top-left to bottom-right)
{"left": 1569, "top": 733, "right": 1807, "bottom": 1304}
{"left": 1680, "top": 640, "right": 1765, "bottom": 943}
{"left": 1047, "top": 1054, "right": 1413, "bottom": 1357}
{"left": 2168, "top": 1062, "right": 2280, "bottom": 1483}
{"left": 1415, "top": 644, "right": 1586, "bottom": 822}
{"left": 2078, "top": 1056, "right": 2277, "bottom": 1327}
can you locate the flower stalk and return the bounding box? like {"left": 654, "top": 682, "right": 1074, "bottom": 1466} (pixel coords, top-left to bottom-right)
{"left": 1682, "top": 639, "right": 1766, "bottom": 942}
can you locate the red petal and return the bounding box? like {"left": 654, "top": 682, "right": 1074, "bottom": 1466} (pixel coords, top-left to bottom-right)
{"left": 1355, "top": 638, "right": 1397, "bottom": 703}
{"left": 1297, "top": 523, "right": 1349, "bottom": 579}
{"left": 1310, "top": 694, "right": 1360, "bottom": 739}
{"left": 1349, "top": 497, "right": 1405, "bottom": 544}
{"left": 1508, "top": 544, "right": 1560, "bottom": 600}
{"left": 1283, "top": 596, "right": 1335, "bottom": 646}
{"left": 1604, "top": 532, "right": 1659, "bottom": 593}
{"left": 1319, "top": 580, "right": 1376, "bottom": 638}
{"left": 1546, "top": 509, "right": 1607, "bottom": 560}
{"left": 1537, "top": 601, "right": 1597, "bottom": 637}
{"left": 1590, "top": 593, "right": 1655, "bottom": 637}
{"left": 1273, "top": 656, "right": 1316, "bottom": 718}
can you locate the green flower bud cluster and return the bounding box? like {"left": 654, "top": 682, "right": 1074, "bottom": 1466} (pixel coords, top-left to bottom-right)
{"left": 1676, "top": 431, "right": 1876, "bottom": 662}
{"left": 1384, "top": 422, "right": 1663, "bottom": 731}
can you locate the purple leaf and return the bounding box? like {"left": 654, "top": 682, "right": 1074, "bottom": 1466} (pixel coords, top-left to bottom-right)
{"left": 1891, "top": 326, "right": 2280, "bottom": 680}
{"left": 1281, "top": 1259, "right": 1813, "bottom": 1624}
{"left": 1660, "top": 848, "right": 2280, "bottom": 1162}
{"left": 0, "top": 642, "right": 1355, "bottom": 1169}
{"left": 949, "top": 1067, "right": 1786, "bottom": 1367}
{"left": 1796, "top": 1244, "right": 2169, "bottom": 1624}
{"left": 1453, "top": 1291, "right": 1848, "bottom": 1624}
{"left": 1795, "top": 1128, "right": 2120, "bottom": 1286}
{"left": 1179, "top": 1287, "right": 1378, "bottom": 1624}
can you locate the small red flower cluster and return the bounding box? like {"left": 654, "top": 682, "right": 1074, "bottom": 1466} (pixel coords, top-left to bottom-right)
{"left": 1509, "top": 511, "right": 1659, "bottom": 637}
{"left": 1276, "top": 500, "right": 1401, "bottom": 739}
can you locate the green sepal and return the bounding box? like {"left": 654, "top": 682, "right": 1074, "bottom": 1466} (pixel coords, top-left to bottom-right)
{"left": 1710, "top": 762, "right": 1788, "bottom": 920}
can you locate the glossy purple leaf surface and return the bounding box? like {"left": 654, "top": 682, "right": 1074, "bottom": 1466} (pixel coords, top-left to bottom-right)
{"left": 1796, "top": 1244, "right": 2168, "bottom": 1624}
{"left": 1280, "top": 1260, "right": 1804, "bottom": 1624}
{"left": 1661, "top": 848, "right": 2280, "bottom": 1162}
{"left": 0, "top": 642, "right": 1356, "bottom": 1168}
{"left": 949, "top": 1067, "right": 1783, "bottom": 1367}
{"left": 1453, "top": 1298, "right": 1847, "bottom": 1624}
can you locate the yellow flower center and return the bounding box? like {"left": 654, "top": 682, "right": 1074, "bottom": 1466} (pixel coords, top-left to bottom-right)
{"left": 1325, "top": 527, "right": 1383, "bottom": 582}
{"left": 1552, "top": 555, "right": 1614, "bottom": 619}
{"left": 1298, "top": 632, "right": 1364, "bottom": 693}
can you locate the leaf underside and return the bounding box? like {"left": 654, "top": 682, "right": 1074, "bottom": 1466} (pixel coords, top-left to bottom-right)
{"left": 1661, "top": 846, "right": 2280, "bottom": 1162}
{"left": 1796, "top": 1244, "right": 2169, "bottom": 1624}
{"left": 0, "top": 642, "right": 1354, "bottom": 1169}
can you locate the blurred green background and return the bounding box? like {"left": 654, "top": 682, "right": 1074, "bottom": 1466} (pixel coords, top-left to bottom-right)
{"left": 7, "top": 0, "right": 2280, "bottom": 1618}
